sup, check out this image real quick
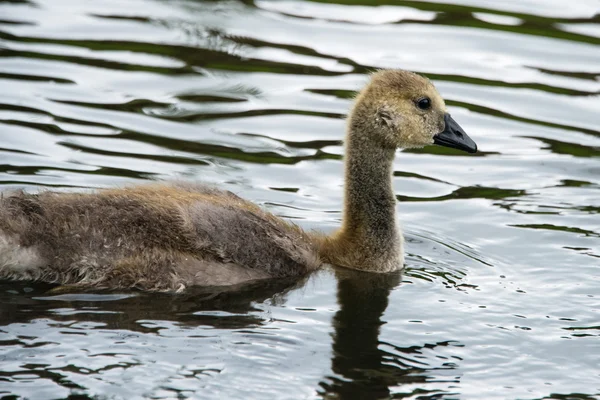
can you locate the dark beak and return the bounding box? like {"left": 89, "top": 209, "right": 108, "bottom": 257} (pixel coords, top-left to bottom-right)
{"left": 434, "top": 114, "right": 477, "bottom": 153}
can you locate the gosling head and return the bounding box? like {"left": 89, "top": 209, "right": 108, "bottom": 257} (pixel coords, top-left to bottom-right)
{"left": 351, "top": 69, "right": 477, "bottom": 153}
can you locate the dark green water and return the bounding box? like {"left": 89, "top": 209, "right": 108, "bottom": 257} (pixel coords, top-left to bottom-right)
{"left": 0, "top": 0, "right": 599, "bottom": 399}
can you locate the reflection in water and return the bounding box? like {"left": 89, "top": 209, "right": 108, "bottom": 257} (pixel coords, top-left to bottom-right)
{"left": 0, "top": 277, "right": 304, "bottom": 332}
{"left": 320, "top": 269, "right": 460, "bottom": 399}
{"left": 0, "top": 278, "right": 311, "bottom": 398}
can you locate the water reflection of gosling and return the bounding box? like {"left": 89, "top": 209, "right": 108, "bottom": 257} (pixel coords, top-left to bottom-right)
{"left": 0, "top": 70, "right": 477, "bottom": 292}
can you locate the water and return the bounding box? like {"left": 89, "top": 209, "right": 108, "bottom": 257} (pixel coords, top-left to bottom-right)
{"left": 0, "top": 0, "right": 599, "bottom": 398}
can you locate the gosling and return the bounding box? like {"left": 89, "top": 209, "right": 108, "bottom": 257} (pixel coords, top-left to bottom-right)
{"left": 0, "top": 70, "right": 477, "bottom": 292}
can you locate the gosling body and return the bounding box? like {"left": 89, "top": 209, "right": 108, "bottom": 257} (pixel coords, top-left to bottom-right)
{"left": 0, "top": 183, "right": 319, "bottom": 291}
{"left": 0, "top": 70, "right": 477, "bottom": 291}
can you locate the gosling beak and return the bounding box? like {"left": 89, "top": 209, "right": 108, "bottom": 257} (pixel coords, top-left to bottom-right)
{"left": 434, "top": 114, "right": 477, "bottom": 153}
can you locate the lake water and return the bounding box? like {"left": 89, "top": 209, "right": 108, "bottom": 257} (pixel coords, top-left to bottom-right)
{"left": 0, "top": 0, "right": 599, "bottom": 399}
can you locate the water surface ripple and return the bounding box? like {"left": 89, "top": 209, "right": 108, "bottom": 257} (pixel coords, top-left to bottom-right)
{"left": 0, "top": 0, "right": 599, "bottom": 399}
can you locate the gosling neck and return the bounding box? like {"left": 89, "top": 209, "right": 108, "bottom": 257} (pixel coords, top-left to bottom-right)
{"left": 317, "top": 103, "right": 404, "bottom": 272}
{"left": 341, "top": 126, "right": 398, "bottom": 243}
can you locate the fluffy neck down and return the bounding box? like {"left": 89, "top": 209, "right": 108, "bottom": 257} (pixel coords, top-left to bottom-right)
{"left": 318, "top": 106, "right": 404, "bottom": 272}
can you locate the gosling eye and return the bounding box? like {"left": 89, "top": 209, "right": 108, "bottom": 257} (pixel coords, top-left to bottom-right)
{"left": 416, "top": 97, "right": 431, "bottom": 110}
